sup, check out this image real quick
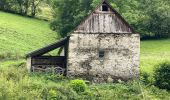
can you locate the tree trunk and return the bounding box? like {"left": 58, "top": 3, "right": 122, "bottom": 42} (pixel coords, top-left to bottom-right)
{"left": 19, "top": 4, "right": 23, "bottom": 15}
{"left": 23, "top": 1, "right": 29, "bottom": 15}
{"left": 31, "top": 0, "right": 36, "bottom": 17}
{"left": 31, "top": 6, "right": 36, "bottom": 17}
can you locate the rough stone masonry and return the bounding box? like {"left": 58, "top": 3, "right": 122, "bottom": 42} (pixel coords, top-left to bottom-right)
{"left": 67, "top": 33, "right": 140, "bottom": 83}
{"left": 67, "top": 1, "right": 140, "bottom": 83}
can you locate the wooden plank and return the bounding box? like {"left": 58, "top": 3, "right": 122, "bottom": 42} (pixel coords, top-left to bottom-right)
{"left": 31, "top": 56, "right": 66, "bottom": 67}
{"left": 74, "top": 13, "right": 133, "bottom": 33}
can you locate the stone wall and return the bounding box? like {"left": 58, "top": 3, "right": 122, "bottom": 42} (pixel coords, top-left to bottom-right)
{"left": 67, "top": 33, "right": 140, "bottom": 83}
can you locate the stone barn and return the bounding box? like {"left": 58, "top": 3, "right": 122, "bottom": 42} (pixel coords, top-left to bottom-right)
{"left": 26, "top": 0, "right": 140, "bottom": 82}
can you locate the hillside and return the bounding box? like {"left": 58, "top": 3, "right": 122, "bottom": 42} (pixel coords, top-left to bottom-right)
{"left": 0, "top": 11, "right": 57, "bottom": 59}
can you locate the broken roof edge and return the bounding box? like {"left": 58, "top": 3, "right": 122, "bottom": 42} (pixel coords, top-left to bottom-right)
{"left": 26, "top": 36, "right": 69, "bottom": 58}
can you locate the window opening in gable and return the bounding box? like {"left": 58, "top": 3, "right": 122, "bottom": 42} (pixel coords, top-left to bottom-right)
{"left": 102, "top": 4, "right": 108, "bottom": 11}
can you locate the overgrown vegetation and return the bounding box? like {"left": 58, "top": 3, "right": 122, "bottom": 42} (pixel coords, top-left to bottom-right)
{"left": 0, "top": 61, "right": 170, "bottom": 100}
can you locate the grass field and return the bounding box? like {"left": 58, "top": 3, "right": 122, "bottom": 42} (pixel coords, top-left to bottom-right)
{"left": 0, "top": 11, "right": 170, "bottom": 99}
{"left": 140, "top": 39, "right": 170, "bottom": 73}
{"left": 0, "top": 11, "right": 57, "bottom": 59}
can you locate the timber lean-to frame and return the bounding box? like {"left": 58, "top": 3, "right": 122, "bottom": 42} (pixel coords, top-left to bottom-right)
{"left": 26, "top": 37, "right": 69, "bottom": 74}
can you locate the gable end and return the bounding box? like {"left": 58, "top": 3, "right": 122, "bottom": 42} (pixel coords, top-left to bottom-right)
{"left": 74, "top": 0, "right": 135, "bottom": 34}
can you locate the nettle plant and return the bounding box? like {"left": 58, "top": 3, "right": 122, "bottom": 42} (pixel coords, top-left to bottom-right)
{"left": 70, "top": 79, "right": 88, "bottom": 93}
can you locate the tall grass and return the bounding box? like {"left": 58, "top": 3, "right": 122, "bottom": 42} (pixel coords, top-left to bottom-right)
{"left": 0, "top": 60, "right": 169, "bottom": 100}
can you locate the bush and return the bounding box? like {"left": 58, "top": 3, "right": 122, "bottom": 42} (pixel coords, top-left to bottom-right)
{"left": 140, "top": 71, "right": 154, "bottom": 85}
{"left": 70, "top": 79, "right": 87, "bottom": 93}
{"left": 154, "top": 62, "right": 170, "bottom": 90}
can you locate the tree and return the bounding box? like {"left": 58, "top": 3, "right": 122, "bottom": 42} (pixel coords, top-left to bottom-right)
{"left": 50, "top": 0, "right": 170, "bottom": 39}
{"left": 137, "top": 0, "right": 170, "bottom": 38}
{"left": 0, "top": 0, "right": 14, "bottom": 11}
{"left": 16, "top": 0, "right": 30, "bottom": 15}
{"left": 50, "top": 0, "right": 93, "bottom": 37}
{"left": 30, "top": 0, "right": 43, "bottom": 17}
{"left": 0, "top": 0, "right": 44, "bottom": 17}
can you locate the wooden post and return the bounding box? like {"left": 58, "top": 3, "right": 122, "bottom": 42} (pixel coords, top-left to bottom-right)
{"left": 26, "top": 57, "right": 32, "bottom": 73}
{"left": 64, "top": 41, "right": 69, "bottom": 76}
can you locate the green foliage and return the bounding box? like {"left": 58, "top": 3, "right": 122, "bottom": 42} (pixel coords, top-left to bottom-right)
{"left": 154, "top": 62, "right": 170, "bottom": 90}
{"left": 140, "top": 71, "right": 155, "bottom": 85}
{"left": 0, "top": 60, "right": 170, "bottom": 99}
{"left": 50, "top": 0, "right": 93, "bottom": 37}
{"left": 106, "top": 0, "right": 170, "bottom": 39}
{"left": 2, "top": 0, "right": 170, "bottom": 38}
{"left": 137, "top": 0, "right": 170, "bottom": 39}
{"left": 50, "top": 0, "right": 170, "bottom": 39}
{"left": 90, "top": 81, "right": 170, "bottom": 100}
{"left": 0, "top": 0, "right": 46, "bottom": 17}
{"left": 70, "top": 79, "right": 88, "bottom": 93}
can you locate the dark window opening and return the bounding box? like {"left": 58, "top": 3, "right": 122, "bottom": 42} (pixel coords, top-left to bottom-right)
{"left": 99, "top": 50, "right": 105, "bottom": 58}
{"left": 102, "top": 4, "right": 108, "bottom": 11}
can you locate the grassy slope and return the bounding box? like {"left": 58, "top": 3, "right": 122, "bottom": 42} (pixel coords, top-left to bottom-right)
{"left": 0, "top": 11, "right": 57, "bottom": 58}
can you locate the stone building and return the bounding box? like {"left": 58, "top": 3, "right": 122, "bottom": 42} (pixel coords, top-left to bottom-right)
{"left": 26, "top": 0, "right": 140, "bottom": 82}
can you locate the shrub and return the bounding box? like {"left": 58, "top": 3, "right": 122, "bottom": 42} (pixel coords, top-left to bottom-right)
{"left": 70, "top": 79, "right": 87, "bottom": 93}
{"left": 140, "top": 71, "right": 154, "bottom": 85}
{"left": 48, "top": 89, "right": 57, "bottom": 99}
{"left": 154, "top": 62, "right": 170, "bottom": 90}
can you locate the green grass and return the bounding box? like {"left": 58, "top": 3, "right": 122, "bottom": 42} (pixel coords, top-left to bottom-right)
{"left": 140, "top": 39, "right": 170, "bottom": 73}
{"left": 0, "top": 11, "right": 57, "bottom": 59}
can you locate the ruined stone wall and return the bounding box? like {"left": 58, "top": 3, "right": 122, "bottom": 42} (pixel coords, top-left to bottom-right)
{"left": 67, "top": 33, "right": 140, "bottom": 83}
